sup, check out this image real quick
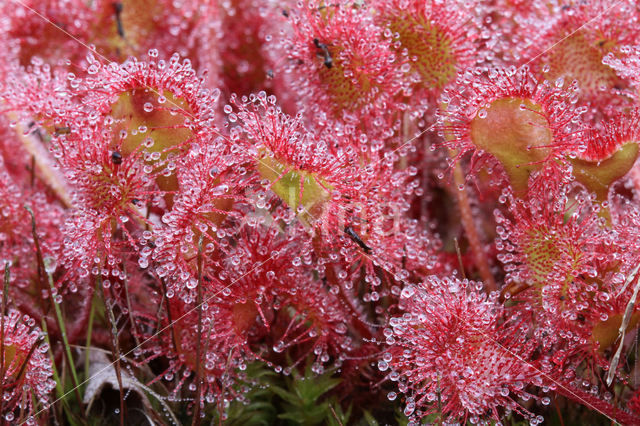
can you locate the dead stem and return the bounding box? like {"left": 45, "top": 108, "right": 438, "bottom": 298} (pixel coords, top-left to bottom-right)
{"left": 453, "top": 237, "right": 466, "bottom": 280}
{"left": 607, "top": 263, "right": 640, "bottom": 386}
{"left": 122, "top": 264, "right": 142, "bottom": 349}
{"left": 6, "top": 111, "right": 72, "bottom": 207}
{"left": 329, "top": 405, "right": 343, "bottom": 426}
{"left": 102, "top": 286, "right": 127, "bottom": 426}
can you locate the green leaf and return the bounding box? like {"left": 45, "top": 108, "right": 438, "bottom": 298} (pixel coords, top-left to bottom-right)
{"left": 270, "top": 385, "right": 302, "bottom": 406}
{"left": 220, "top": 362, "right": 278, "bottom": 426}
{"left": 361, "top": 409, "right": 380, "bottom": 426}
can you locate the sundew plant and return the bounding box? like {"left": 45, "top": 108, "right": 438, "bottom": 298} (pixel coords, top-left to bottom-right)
{"left": 2, "top": 0, "right": 640, "bottom": 425}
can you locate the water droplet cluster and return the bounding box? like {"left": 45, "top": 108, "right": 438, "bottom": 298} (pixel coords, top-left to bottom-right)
{"left": 1, "top": 0, "right": 640, "bottom": 424}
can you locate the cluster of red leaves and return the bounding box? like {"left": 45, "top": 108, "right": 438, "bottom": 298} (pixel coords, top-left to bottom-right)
{"left": 2, "top": 0, "right": 640, "bottom": 425}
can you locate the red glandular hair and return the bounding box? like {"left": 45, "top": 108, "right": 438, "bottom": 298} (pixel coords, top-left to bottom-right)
{"left": 578, "top": 108, "right": 640, "bottom": 162}
{"left": 0, "top": 62, "right": 81, "bottom": 130}
{"left": 494, "top": 171, "right": 640, "bottom": 371}
{"left": 80, "top": 54, "right": 220, "bottom": 144}
{"left": 217, "top": 0, "right": 278, "bottom": 96}
{"left": 0, "top": 0, "right": 93, "bottom": 69}
{"left": 438, "top": 66, "right": 584, "bottom": 193}
{"left": 0, "top": 159, "right": 63, "bottom": 292}
{"left": 138, "top": 291, "right": 259, "bottom": 411}
{"left": 149, "top": 139, "right": 255, "bottom": 295}
{"left": 90, "top": 0, "right": 222, "bottom": 74}
{"left": 518, "top": 0, "right": 640, "bottom": 123}
{"left": 138, "top": 222, "right": 352, "bottom": 406}
{"left": 53, "top": 55, "right": 223, "bottom": 281}
{"left": 231, "top": 93, "right": 368, "bottom": 230}
{"left": 268, "top": 274, "right": 357, "bottom": 373}
{"left": 271, "top": 1, "right": 405, "bottom": 137}
{"left": 371, "top": 0, "right": 480, "bottom": 110}
{"left": 0, "top": 309, "right": 56, "bottom": 421}
{"left": 604, "top": 45, "right": 640, "bottom": 96}
{"left": 495, "top": 183, "right": 608, "bottom": 291}
{"left": 384, "top": 276, "right": 541, "bottom": 424}
{"left": 316, "top": 161, "right": 439, "bottom": 294}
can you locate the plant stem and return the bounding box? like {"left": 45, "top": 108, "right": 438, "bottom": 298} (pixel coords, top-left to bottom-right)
{"left": 0, "top": 264, "right": 10, "bottom": 426}
{"left": 552, "top": 375, "right": 640, "bottom": 425}
{"left": 40, "top": 318, "right": 64, "bottom": 398}
{"left": 122, "top": 264, "right": 141, "bottom": 348}
{"left": 553, "top": 395, "right": 565, "bottom": 426}
{"left": 102, "top": 284, "right": 126, "bottom": 426}
{"left": 192, "top": 235, "right": 205, "bottom": 426}
{"left": 45, "top": 266, "right": 83, "bottom": 402}
{"left": 451, "top": 159, "right": 497, "bottom": 292}
{"left": 440, "top": 103, "right": 497, "bottom": 292}
{"left": 40, "top": 316, "right": 77, "bottom": 425}
{"left": 25, "top": 206, "right": 85, "bottom": 413}
{"left": 84, "top": 284, "right": 97, "bottom": 385}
